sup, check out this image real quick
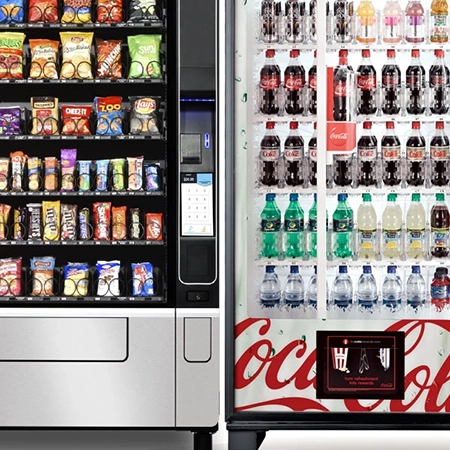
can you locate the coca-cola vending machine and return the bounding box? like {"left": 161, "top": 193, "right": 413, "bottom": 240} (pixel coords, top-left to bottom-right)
{"left": 225, "top": 0, "right": 450, "bottom": 447}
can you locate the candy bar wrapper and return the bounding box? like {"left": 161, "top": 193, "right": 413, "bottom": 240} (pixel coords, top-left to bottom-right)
{"left": 44, "top": 156, "right": 58, "bottom": 191}
{"left": 60, "top": 148, "right": 77, "bottom": 191}
{"left": 127, "top": 156, "right": 143, "bottom": 191}
{"left": 78, "top": 207, "right": 90, "bottom": 240}
{"left": 130, "top": 208, "right": 140, "bottom": 240}
{"left": 96, "top": 260, "right": 120, "bottom": 296}
{"left": 145, "top": 212, "right": 163, "bottom": 241}
{"left": 28, "top": 156, "right": 41, "bottom": 191}
{"left": 0, "top": 203, "right": 11, "bottom": 240}
{"left": 144, "top": 163, "right": 160, "bottom": 191}
{"left": 42, "top": 200, "right": 60, "bottom": 241}
{"left": 93, "top": 201, "right": 111, "bottom": 241}
{"left": 111, "top": 158, "right": 125, "bottom": 191}
{"left": 30, "top": 256, "right": 55, "bottom": 296}
{"left": 0, "top": 257, "right": 22, "bottom": 296}
{"left": 96, "top": 159, "right": 109, "bottom": 191}
{"left": 13, "top": 207, "right": 26, "bottom": 241}
{"left": 0, "top": 157, "right": 8, "bottom": 191}
{"left": 131, "top": 262, "right": 154, "bottom": 296}
{"left": 112, "top": 206, "right": 126, "bottom": 240}
{"left": 64, "top": 262, "right": 89, "bottom": 297}
{"left": 78, "top": 160, "right": 91, "bottom": 191}
{"left": 10, "top": 151, "right": 27, "bottom": 191}
{"left": 61, "top": 204, "right": 77, "bottom": 241}
{"left": 27, "top": 203, "right": 42, "bottom": 240}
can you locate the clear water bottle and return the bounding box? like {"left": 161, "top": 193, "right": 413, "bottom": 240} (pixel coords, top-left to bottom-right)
{"left": 406, "top": 265, "right": 426, "bottom": 308}
{"left": 307, "top": 266, "right": 318, "bottom": 308}
{"left": 284, "top": 265, "right": 305, "bottom": 307}
{"left": 357, "top": 265, "right": 378, "bottom": 308}
{"left": 260, "top": 265, "right": 281, "bottom": 307}
{"left": 382, "top": 265, "right": 402, "bottom": 309}
{"left": 331, "top": 265, "right": 353, "bottom": 308}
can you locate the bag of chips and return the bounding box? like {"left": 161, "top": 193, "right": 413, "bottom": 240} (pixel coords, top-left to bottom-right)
{"left": 95, "top": 38, "right": 122, "bottom": 79}
{"left": 29, "top": 39, "right": 59, "bottom": 80}
{"left": 44, "top": 156, "right": 58, "bottom": 191}
{"left": 0, "top": 257, "right": 22, "bottom": 296}
{"left": 131, "top": 262, "right": 154, "bottom": 296}
{"left": 128, "top": 0, "right": 159, "bottom": 22}
{"left": 31, "top": 97, "right": 59, "bottom": 135}
{"left": 60, "top": 32, "right": 93, "bottom": 80}
{"left": 61, "top": 105, "right": 92, "bottom": 135}
{"left": 0, "top": 203, "right": 11, "bottom": 240}
{"left": 0, "top": 106, "right": 21, "bottom": 135}
{"left": 112, "top": 205, "right": 126, "bottom": 240}
{"left": 0, "top": 158, "right": 8, "bottom": 191}
{"left": 127, "top": 156, "right": 143, "bottom": 191}
{"left": 28, "top": 0, "right": 58, "bottom": 23}
{"left": 64, "top": 262, "right": 89, "bottom": 296}
{"left": 0, "top": 32, "right": 25, "bottom": 79}
{"left": 96, "top": 260, "right": 120, "bottom": 296}
{"left": 0, "top": 0, "right": 24, "bottom": 23}
{"left": 60, "top": 148, "right": 77, "bottom": 191}
{"left": 127, "top": 34, "right": 162, "bottom": 79}
{"left": 129, "top": 96, "right": 160, "bottom": 135}
{"left": 27, "top": 156, "right": 41, "bottom": 191}
{"left": 61, "top": 0, "right": 92, "bottom": 23}
{"left": 31, "top": 256, "right": 55, "bottom": 296}
{"left": 10, "top": 150, "right": 27, "bottom": 191}
{"left": 94, "top": 96, "right": 123, "bottom": 136}
{"left": 97, "top": 0, "right": 122, "bottom": 23}
{"left": 42, "top": 200, "right": 60, "bottom": 241}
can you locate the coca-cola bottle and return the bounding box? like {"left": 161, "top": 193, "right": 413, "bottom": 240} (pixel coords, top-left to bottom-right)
{"left": 334, "top": 0, "right": 354, "bottom": 43}
{"left": 260, "top": 49, "right": 281, "bottom": 115}
{"left": 285, "top": 0, "right": 306, "bottom": 43}
{"left": 381, "top": 49, "right": 401, "bottom": 115}
{"left": 406, "top": 121, "right": 426, "bottom": 186}
{"left": 357, "top": 121, "right": 378, "bottom": 186}
{"left": 334, "top": 49, "right": 354, "bottom": 121}
{"left": 309, "top": 122, "right": 317, "bottom": 185}
{"left": 284, "top": 121, "right": 304, "bottom": 186}
{"left": 430, "top": 121, "right": 449, "bottom": 186}
{"left": 284, "top": 49, "right": 305, "bottom": 115}
{"left": 260, "top": 121, "right": 281, "bottom": 186}
{"left": 406, "top": 49, "right": 425, "bottom": 115}
{"left": 310, "top": 0, "right": 317, "bottom": 42}
{"left": 333, "top": 153, "right": 353, "bottom": 186}
{"left": 430, "top": 49, "right": 450, "bottom": 115}
{"left": 382, "top": 121, "right": 401, "bottom": 186}
{"left": 308, "top": 50, "right": 317, "bottom": 115}
{"left": 261, "top": 0, "right": 281, "bottom": 43}
{"left": 357, "top": 49, "right": 377, "bottom": 116}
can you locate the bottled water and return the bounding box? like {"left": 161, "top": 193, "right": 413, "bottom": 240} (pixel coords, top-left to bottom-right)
{"left": 331, "top": 265, "right": 353, "bottom": 308}
{"left": 260, "top": 265, "right": 281, "bottom": 307}
{"left": 406, "top": 265, "right": 426, "bottom": 308}
{"left": 357, "top": 265, "right": 378, "bottom": 308}
{"left": 284, "top": 265, "right": 305, "bottom": 307}
{"left": 307, "top": 266, "right": 318, "bottom": 308}
{"left": 382, "top": 265, "right": 402, "bottom": 309}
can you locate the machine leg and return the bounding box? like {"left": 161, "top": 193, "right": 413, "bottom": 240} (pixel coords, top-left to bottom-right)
{"left": 193, "top": 432, "right": 213, "bottom": 450}
{"left": 228, "top": 430, "right": 266, "bottom": 450}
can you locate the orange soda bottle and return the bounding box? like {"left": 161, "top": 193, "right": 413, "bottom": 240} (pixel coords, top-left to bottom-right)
{"left": 356, "top": 0, "right": 377, "bottom": 43}
{"left": 431, "top": 0, "right": 449, "bottom": 43}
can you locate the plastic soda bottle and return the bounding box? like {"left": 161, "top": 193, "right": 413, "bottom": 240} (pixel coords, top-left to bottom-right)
{"left": 261, "top": 193, "right": 281, "bottom": 258}
{"left": 382, "top": 0, "right": 402, "bottom": 43}
{"left": 357, "top": 193, "right": 377, "bottom": 260}
{"left": 406, "top": 193, "right": 426, "bottom": 259}
{"left": 431, "top": 193, "right": 450, "bottom": 258}
{"left": 332, "top": 193, "right": 353, "bottom": 259}
{"left": 431, "top": 267, "right": 450, "bottom": 310}
{"left": 406, "top": 265, "right": 426, "bottom": 308}
{"left": 431, "top": 0, "right": 449, "bottom": 43}
{"left": 382, "top": 265, "right": 402, "bottom": 309}
{"left": 405, "top": 0, "right": 425, "bottom": 43}
{"left": 357, "top": 265, "right": 378, "bottom": 308}
{"left": 284, "top": 265, "right": 305, "bottom": 306}
{"left": 260, "top": 265, "right": 281, "bottom": 307}
{"left": 382, "top": 193, "right": 402, "bottom": 259}
{"left": 284, "top": 193, "right": 304, "bottom": 258}
{"left": 331, "top": 265, "right": 353, "bottom": 308}
{"left": 356, "top": 0, "right": 377, "bottom": 43}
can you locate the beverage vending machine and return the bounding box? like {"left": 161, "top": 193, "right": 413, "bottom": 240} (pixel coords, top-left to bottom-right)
{"left": 225, "top": 0, "right": 450, "bottom": 447}
{"left": 0, "top": 0, "right": 218, "bottom": 448}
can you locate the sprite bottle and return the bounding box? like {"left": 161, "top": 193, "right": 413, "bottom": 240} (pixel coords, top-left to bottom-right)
{"left": 284, "top": 193, "right": 304, "bottom": 258}
{"left": 261, "top": 193, "right": 281, "bottom": 258}
{"left": 307, "top": 193, "right": 328, "bottom": 258}
{"left": 332, "top": 193, "right": 354, "bottom": 259}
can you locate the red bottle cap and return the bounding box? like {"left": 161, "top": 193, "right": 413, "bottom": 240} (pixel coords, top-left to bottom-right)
{"left": 313, "top": 50, "right": 317, "bottom": 58}
{"left": 339, "top": 57, "right": 348, "bottom": 65}
{"left": 313, "top": 122, "right": 317, "bottom": 130}
{"left": 289, "top": 49, "right": 300, "bottom": 58}
{"left": 289, "top": 121, "right": 299, "bottom": 130}
{"left": 412, "top": 121, "right": 421, "bottom": 129}
{"left": 386, "top": 121, "right": 395, "bottom": 129}
{"left": 412, "top": 49, "right": 420, "bottom": 58}
{"left": 435, "top": 49, "right": 445, "bottom": 58}
{"left": 363, "top": 121, "right": 372, "bottom": 129}
{"left": 437, "top": 121, "right": 445, "bottom": 129}
{"left": 266, "top": 121, "right": 275, "bottom": 129}
{"left": 266, "top": 49, "right": 275, "bottom": 58}
{"left": 362, "top": 49, "right": 370, "bottom": 58}
{"left": 387, "top": 49, "right": 396, "bottom": 58}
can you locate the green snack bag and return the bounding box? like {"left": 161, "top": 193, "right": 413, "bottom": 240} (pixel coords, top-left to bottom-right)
{"left": 128, "top": 34, "right": 162, "bottom": 79}
{"left": 111, "top": 158, "right": 126, "bottom": 191}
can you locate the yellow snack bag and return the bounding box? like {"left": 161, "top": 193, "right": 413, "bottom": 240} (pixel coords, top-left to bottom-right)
{"left": 42, "top": 200, "right": 60, "bottom": 241}
{"left": 60, "top": 32, "right": 93, "bottom": 80}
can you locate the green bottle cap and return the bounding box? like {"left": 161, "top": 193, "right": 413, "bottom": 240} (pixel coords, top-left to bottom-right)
{"left": 411, "top": 193, "right": 420, "bottom": 202}
{"left": 387, "top": 193, "right": 397, "bottom": 202}
{"left": 362, "top": 193, "right": 371, "bottom": 202}
{"left": 437, "top": 193, "right": 445, "bottom": 202}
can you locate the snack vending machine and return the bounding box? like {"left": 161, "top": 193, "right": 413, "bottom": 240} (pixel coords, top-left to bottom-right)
{"left": 0, "top": 0, "right": 218, "bottom": 447}
{"left": 226, "top": 0, "right": 450, "bottom": 447}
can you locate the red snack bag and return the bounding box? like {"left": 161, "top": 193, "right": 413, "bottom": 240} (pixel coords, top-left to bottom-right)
{"left": 145, "top": 213, "right": 162, "bottom": 241}
{"left": 93, "top": 201, "right": 111, "bottom": 241}
{"left": 0, "top": 257, "right": 22, "bottom": 296}
{"left": 97, "top": 0, "right": 123, "bottom": 23}
{"left": 29, "top": 0, "right": 58, "bottom": 22}
{"left": 61, "top": 105, "right": 92, "bottom": 135}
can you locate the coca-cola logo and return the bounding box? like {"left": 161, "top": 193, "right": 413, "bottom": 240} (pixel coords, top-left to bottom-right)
{"left": 408, "top": 148, "right": 425, "bottom": 160}
{"left": 234, "top": 318, "right": 450, "bottom": 413}
{"left": 285, "top": 149, "right": 300, "bottom": 159}
{"left": 285, "top": 75, "right": 305, "bottom": 90}
{"left": 262, "top": 149, "right": 279, "bottom": 159}
{"left": 310, "top": 149, "right": 317, "bottom": 160}
{"left": 432, "top": 149, "right": 449, "bottom": 159}
{"left": 330, "top": 127, "right": 348, "bottom": 144}
{"left": 383, "top": 148, "right": 399, "bottom": 159}
{"left": 261, "top": 75, "right": 280, "bottom": 90}
{"left": 359, "top": 149, "right": 375, "bottom": 158}
{"left": 309, "top": 75, "right": 317, "bottom": 90}
{"left": 334, "top": 82, "right": 347, "bottom": 97}
{"left": 357, "top": 75, "right": 376, "bottom": 90}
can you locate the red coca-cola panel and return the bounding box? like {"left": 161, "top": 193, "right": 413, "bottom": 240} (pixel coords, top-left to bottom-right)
{"left": 327, "top": 121, "right": 357, "bottom": 152}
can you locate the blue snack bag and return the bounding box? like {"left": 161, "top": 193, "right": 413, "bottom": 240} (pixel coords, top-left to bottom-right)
{"left": 131, "top": 262, "right": 154, "bottom": 296}
{"left": 94, "top": 96, "right": 123, "bottom": 136}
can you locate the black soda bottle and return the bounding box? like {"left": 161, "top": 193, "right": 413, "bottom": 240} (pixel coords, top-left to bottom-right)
{"left": 260, "top": 121, "right": 281, "bottom": 186}
{"left": 284, "top": 121, "right": 304, "bottom": 186}
{"left": 406, "top": 49, "right": 425, "bottom": 115}
{"left": 285, "top": 0, "right": 306, "bottom": 43}
{"left": 430, "top": 121, "right": 450, "bottom": 186}
{"left": 333, "top": 49, "right": 353, "bottom": 121}
{"left": 382, "top": 121, "right": 401, "bottom": 186}
{"left": 308, "top": 122, "right": 317, "bottom": 185}
{"left": 406, "top": 121, "right": 426, "bottom": 186}
{"left": 357, "top": 121, "right": 378, "bottom": 186}
{"left": 284, "top": 49, "right": 305, "bottom": 115}
{"left": 381, "top": 49, "right": 401, "bottom": 115}
{"left": 308, "top": 50, "right": 317, "bottom": 115}
{"left": 430, "top": 49, "right": 450, "bottom": 115}
{"left": 357, "top": 49, "right": 377, "bottom": 116}
{"left": 261, "top": 0, "right": 280, "bottom": 42}
{"left": 260, "top": 49, "right": 281, "bottom": 115}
